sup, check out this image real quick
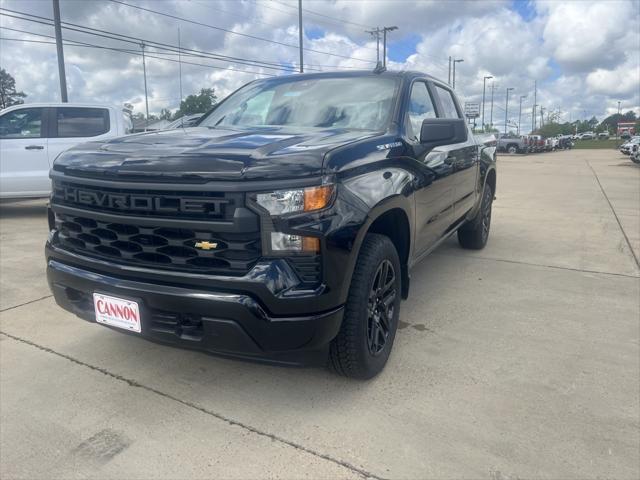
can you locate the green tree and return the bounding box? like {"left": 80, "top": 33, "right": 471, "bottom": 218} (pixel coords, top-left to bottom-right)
{"left": 0, "top": 69, "right": 27, "bottom": 109}
{"left": 175, "top": 88, "right": 217, "bottom": 118}
{"left": 159, "top": 108, "right": 173, "bottom": 121}
{"left": 599, "top": 111, "right": 637, "bottom": 134}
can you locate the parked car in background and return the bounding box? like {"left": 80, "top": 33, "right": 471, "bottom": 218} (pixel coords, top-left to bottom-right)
{"left": 630, "top": 146, "right": 640, "bottom": 164}
{"left": 578, "top": 132, "right": 595, "bottom": 140}
{"left": 620, "top": 136, "right": 640, "bottom": 155}
{"left": 165, "top": 113, "right": 204, "bottom": 129}
{"left": 497, "top": 133, "right": 525, "bottom": 154}
{"left": 0, "top": 103, "right": 132, "bottom": 198}
{"left": 544, "top": 138, "right": 555, "bottom": 151}
{"left": 597, "top": 132, "right": 609, "bottom": 140}
{"left": 557, "top": 135, "right": 574, "bottom": 149}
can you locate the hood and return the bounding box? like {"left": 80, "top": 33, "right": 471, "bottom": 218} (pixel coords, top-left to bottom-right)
{"left": 53, "top": 126, "right": 379, "bottom": 182}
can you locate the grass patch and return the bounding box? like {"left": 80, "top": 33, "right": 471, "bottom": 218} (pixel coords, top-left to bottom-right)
{"left": 573, "top": 139, "right": 624, "bottom": 149}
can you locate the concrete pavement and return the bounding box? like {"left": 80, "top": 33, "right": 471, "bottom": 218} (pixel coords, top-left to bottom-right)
{"left": 1, "top": 149, "right": 639, "bottom": 479}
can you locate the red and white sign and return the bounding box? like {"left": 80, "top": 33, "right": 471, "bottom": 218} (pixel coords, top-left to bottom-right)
{"left": 93, "top": 293, "right": 141, "bottom": 333}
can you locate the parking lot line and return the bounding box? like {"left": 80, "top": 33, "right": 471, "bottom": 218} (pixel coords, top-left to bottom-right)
{"left": 0, "top": 329, "right": 380, "bottom": 480}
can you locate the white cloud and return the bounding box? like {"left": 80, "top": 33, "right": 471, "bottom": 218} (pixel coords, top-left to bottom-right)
{"left": 538, "top": 0, "right": 637, "bottom": 73}
{"left": 0, "top": 0, "right": 637, "bottom": 127}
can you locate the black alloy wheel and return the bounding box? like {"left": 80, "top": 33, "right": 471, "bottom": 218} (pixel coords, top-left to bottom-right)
{"left": 367, "top": 259, "right": 397, "bottom": 356}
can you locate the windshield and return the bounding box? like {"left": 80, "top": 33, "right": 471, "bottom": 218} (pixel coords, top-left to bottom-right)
{"left": 200, "top": 76, "right": 398, "bottom": 131}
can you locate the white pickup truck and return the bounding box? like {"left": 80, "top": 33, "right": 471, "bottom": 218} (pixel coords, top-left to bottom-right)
{"left": 0, "top": 103, "right": 133, "bottom": 199}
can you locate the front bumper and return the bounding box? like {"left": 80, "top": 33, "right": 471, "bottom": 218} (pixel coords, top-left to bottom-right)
{"left": 46, "top": 255, "right": 344, "bottom": 366}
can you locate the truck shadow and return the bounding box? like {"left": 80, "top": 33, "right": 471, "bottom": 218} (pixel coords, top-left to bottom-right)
{"left": 0, "top": 199, "right": 48, "bottom": 219}
{"left": 86, "top": 240, "right": 451, "bottom": 407}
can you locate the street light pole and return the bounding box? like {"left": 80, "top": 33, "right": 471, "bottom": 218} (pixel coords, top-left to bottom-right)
{"left": 532, "top": 80, "right": 537, "bottom": 132}
{"left": 482, "top": 75, "right": 493, "bottom": 131}
{"left": 52, "top": 0, "right": 68, "bottom": 102}
{"left": 141, "top": 42, "right": 149, "bottom": 130}
{"left": 618, "top": 101, "right": 621, "bottom": 115}
{"left": 298, "top": 0, "right": 303, "bottom": 72}
{"left": 366, "top": 28, "right": 381, "bottom": 64}
{"left": 489, "top": 82, "right": 495, "bottom": 129}
{"left": 518, "top": 95, "right": 526, "bottom": 135}
{"left": 381, "top": 26, "right": 398, "bottom": 68}
{"left": 504, "top": 87, "right": 514, "bottom": 134}
{"left": 452, "top": 58, "right": 463, "bottom": 89}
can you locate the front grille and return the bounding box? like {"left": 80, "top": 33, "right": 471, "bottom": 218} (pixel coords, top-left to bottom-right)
{"left": 52, "top": 180, "right": 240, "bottom": 221}
{"left": 55, "top": 213, "right": 261, "bottom": 275}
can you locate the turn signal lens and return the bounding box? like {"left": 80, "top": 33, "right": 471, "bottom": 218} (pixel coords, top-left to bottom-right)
{"left": 270, "top": 233, "right": 320, "bottom": 252}
{"left": 302, "top": 236, "right": 320, "bottom": 252}
{"left": 303, "top": 185, "right": 334, "bottom": 212}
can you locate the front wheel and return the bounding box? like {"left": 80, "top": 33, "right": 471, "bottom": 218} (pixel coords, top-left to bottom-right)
{"left": 507, "top": 145, "right": 518, "bottom": 154}
{"left": 458, "top": 184, "right": 493, "bottom": 250}
{"left": 329, "top": 234, "right": 401, "bottom": 379}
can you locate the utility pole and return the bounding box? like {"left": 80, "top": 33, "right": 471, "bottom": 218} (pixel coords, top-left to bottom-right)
{"left": 366, "top": 27, "right": 381, "bottom": 64}
{"left": 452, "top": 58, "right": 463, "bottom": 89}
{"left": 448, "top": 56, "right": 452, "bottom": 85}
{"left": 178, "top": 27, "right": 183, "bottom": 104}
{"left": 482, "top": 75, "right": 493, "bottom": 132}
{"left": 141, "top": 42, "right": 149, "bottom": 130}
{"left": 540, "top": 106, "right": 545, "bottom": 128}
{"left": 617, "top": 101, "right": 621, "bottom": 115}
{"left": 489, "top": 82, "right": 496, "bottom": 129}
{"left": 532, "top": 80, "right": 537, "bottom": 132}
{"left": 298, "top": 0, "right": 303, "bottom": 72}
{"left": 381, "top": 26, "right": 397, "bottom": 68}
{"left": 504, "top": 87, "right": 514, "bottom": 134}
{"left": 518, "top": 95, "right": 526, "bottom": 135}
{"left": 52, "top": 0, "right": 68, "bottom": 102}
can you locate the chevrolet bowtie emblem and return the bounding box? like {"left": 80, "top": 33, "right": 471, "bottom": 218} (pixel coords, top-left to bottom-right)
{"left": 194, "top": 241, "right": 218, "bottom": 250}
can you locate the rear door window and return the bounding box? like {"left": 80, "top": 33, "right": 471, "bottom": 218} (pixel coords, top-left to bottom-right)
{"left": 55, "top": 107, "right": 110, "bottom": 137}
{"left": 433, "top": 85, "right": 461, "bottom": 119}
{"left": 0, "top": 108, "right": 44, "bottom": 138}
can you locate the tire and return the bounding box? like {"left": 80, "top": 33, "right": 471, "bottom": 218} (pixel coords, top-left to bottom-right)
{"left": 458, "top": 183, "right": 493, "bottom": 250}
{"left": 328, "top": 233, "right": 401, "bottom": 379}
{"left": 507, "top": 145, "right": 517, "bottom": 154}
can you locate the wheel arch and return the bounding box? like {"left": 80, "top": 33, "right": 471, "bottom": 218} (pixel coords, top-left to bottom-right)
{"left": 485, "top": 167, "right": 497, "bottom": 196}
{"left": 366, "top": 207, "right": 411, "bottom": 299}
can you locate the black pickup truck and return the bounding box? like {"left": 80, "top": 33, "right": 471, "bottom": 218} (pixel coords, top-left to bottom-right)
{"left": 46, "top": 70, "right": 496, "bottom": 379}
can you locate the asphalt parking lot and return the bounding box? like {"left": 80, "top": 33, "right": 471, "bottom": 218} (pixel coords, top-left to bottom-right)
{"left": 1, "top": 149, "right": 639, "bottom": 479}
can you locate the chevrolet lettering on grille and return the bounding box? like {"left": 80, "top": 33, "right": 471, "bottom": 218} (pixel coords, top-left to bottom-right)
{"left": 55, "top": 186, "right": 228, "bottom": 216}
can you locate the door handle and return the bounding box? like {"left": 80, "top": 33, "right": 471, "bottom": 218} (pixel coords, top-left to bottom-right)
{"left": 25, "top": 145, "right": 44, "bottom": 150}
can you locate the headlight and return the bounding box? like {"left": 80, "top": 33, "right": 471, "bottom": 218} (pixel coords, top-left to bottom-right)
{"left": 256, "top": 185, "right": 334, "bottom": 216}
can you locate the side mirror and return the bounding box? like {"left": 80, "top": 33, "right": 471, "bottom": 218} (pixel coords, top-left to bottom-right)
{"left": 420, "top": 118, "right": 468, "bottom": 147}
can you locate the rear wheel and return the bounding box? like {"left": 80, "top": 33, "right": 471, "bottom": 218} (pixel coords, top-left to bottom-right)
{"left": 329, "top": 234, "right": 401, "bottom": 379}
{"left": 507, "top": 145, "right": 518, "bottom": 154}
{"left": 458, "top": 184, "right": 493, "bottom": 250}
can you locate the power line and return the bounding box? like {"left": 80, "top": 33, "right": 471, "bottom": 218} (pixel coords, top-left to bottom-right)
{"left": 1, "top": 9, "right": 376, "bottom": 74}
{"left": 0, "top": 9, "right": 314, "bottom": 73}
{"left": 267, "top": 0, "right": 374, "bottom": 30}
{"left": 107, "top": 0, "right": 375, "bottom": 63}
{"left": 0, "top": 35, "right": 277, "bottom": 77}
{"left": 258, "top": 0, "right": 378, "bottom": 46}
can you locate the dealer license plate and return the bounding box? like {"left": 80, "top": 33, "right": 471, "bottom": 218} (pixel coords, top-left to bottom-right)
{"left": 93, "top": 293, "right": 141, "bottom": 333}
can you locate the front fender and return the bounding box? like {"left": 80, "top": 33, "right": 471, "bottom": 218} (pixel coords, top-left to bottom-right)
{"left": 280, "top": 164, "right": 416, "bottom": 305}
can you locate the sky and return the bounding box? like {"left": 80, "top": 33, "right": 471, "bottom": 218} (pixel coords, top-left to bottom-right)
{"left": 0, "top": 0, "right": 638, "bottom": 132}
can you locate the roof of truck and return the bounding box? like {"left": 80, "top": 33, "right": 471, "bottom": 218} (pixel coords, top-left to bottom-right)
{"left": 1, "top": 102, "right": 123, "bottom": 113}
{"left": 261, "top": 69, "right": 446, "bottom": 85}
